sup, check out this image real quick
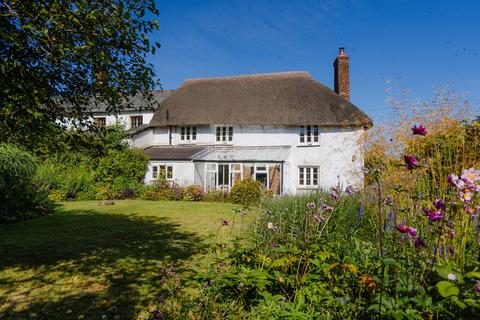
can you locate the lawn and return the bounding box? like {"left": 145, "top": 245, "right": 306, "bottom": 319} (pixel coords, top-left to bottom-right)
{"left": 0, "top": 200, "right": 240, "bottom": 319}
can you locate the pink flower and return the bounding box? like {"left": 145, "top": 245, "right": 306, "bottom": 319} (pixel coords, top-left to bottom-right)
{"left": 221, "top": 219, "right": 229, "bottom": 226}
{"left": 239, "top": 210, "right": 247, "bottom": 217}
{"left": 465, "top": 206, "right": 479, "bottom": 216}
{"left": 423, "top": 208, "right": 443, "bottom": 222}
{"left": 320, "top": 204, "right": 333, "bottom": 212}
{"left": 404, "top": 155, "right": 418, "bottom": 171}
{"left": 313, "top": 215, "right": 325, "bottom": 223}
{"left": 269, "top": 243, "right": 277, "bottom": 249}
{"left": 475, "top": 281, "right": 480, "bottom": 293}
{"left": 330, "top": 190, "right": 339, "bottom": 203}
{"left": 450, "top": 229, "right": 456, "bottom": 239}
{"left": 461, "top": 168, "right": 480, "bottom": 184}
{"left": 412, "top": 125, "right": 428, "bottom": 136}
{"left": 460, "top": 189, "right": 473, "bottom": 203}
{"left": 307, "top": 202, "right": 316, "bottom": 210}
{"left": 413, "top": 237, "right": 427, "bottom": 248}
{"left": 396, "top": 224, "right": 417, "bottom": 236}
{"left": 448, "top": 174, "right": 466, "bottom": 189}
{"left": 345, "top": 185, "right": 354, "bottom": 196}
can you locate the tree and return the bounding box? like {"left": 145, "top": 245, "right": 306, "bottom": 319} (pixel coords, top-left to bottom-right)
{"left": 0, "top": 0, "right": 160, "bottom": 150}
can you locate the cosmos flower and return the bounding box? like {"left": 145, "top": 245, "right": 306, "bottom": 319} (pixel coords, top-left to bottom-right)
{"left": 465, "top": 206, "right": 479, "bottom": 216}
{"left": 448, "top": 174, "right": 466, "bottom": 189}
{"left": 404, "top": 155, "right": 418, "bottom": 171}
{"left": 307, "top": 202, "right": 316, "bottom": 210}
{"left": 412, "top": 124, "right": 428, "bottom": 136}
{"left": 459, "top": 189, "right": 473, "bottom": 203}
{"left": 396, "top": 224, "right": 417, "bottom": 236}
{"left": 331, "top": 190, "right": 339, "bottom": 203}
{"left": 450, "top": 229, "right": 456, "bottom": 239}
{"left": 461, "top": 168, "right": 480, "bottom": 184}
{"left": 313, "top": 215, "right": 325, "bottom": 223}
{"left": 423, "top": 208, "right": 443, "bottom": 221}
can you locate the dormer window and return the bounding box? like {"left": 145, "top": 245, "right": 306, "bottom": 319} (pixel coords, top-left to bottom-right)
{"left": 299, "top": 125, "right": 319, "bottom": 145}
{"left": 180, "top": 126, "right": 196, "bottom": 142}
{"left": 93, "top": 117, "right": 106, "bottom": 128}
{"left": 216, "top": 126, "right": 233, "bottom": 143}
{"left": 130, "top": 115, "right": 143, "bottom": 128}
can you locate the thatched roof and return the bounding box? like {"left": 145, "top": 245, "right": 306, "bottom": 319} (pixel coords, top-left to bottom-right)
{"left": 150, "top": 72, "right": 372, "bottom": 128}
{"left": 89, "top": 90, "right": 173, "bottom": 113}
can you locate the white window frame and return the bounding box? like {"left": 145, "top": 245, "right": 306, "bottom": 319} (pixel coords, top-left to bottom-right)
{"left": 215, "top": 126, "right": 233, "bottom": 143}
{"left": 299, "top": 125, "right": 319, "bottom": 145}
{"left": 180, "top": 126, "right": 197, "bottom": 143}
{"left": 152, "top": 164, "right": 173, "bottom": 180}
{"left": 298, "top": 166, "right": 319, "bottom": 188}
{"left": 254, "top": 163, "right": 269, "bottom": 189}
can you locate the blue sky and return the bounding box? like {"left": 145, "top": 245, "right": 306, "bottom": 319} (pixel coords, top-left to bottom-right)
{"left": 148, "top": 0, "right": 480, "bottom": 123}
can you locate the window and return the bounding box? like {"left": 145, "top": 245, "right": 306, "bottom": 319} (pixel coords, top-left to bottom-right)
{"left": 130, "top": 115, "right": 143, "bottom": 128}
{"left": 152, "top": 165, "right": 173, "bottom": 180}
{"left": 180, "top": 126, "right": 197, "bottom": 142}
{"left": 216, "top": 126, "right": 233, "bottom": 142}
{"left": 298, "top": 167, "right": 319, "bottom": 187}
{"left": 93, "top": 117, "right": 106, "bottom": 127}
{"left": 254, "top": 164, "right": 269, "bottom": 189}
{"left": 299, "top": 125, "right": 319, "bottom": 145}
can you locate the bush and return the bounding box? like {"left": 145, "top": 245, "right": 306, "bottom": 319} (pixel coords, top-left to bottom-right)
{"left": 139, "top": 185, "right": 159, "bottom": 201}
{"left": 183, "top": 185, "right": 204, "bottom": 201}
{"left": 0, "top": 144, "right": 54, "bottom": 223}
{"left": 95, "top": 148, "right": 149, "bottom": 184}
{"left": 230, "top": 179, "right": 262, "bottom": 206}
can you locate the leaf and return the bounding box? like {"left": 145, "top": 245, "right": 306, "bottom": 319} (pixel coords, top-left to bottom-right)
{"left": 436, "top": 281, "right": 459, "bottom": 297}
{"left": 465, "top": 271, "right": 480, "bottom": 279}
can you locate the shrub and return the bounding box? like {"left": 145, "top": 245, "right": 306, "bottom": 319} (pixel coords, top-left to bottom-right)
{"left": 0, "top": 144, "right": 54, "bottom": 223}
{"left": 183, "top": 185, "right": 204, "bottom": 201}
{"left": 95, "top": 185, "right": 113, "bottom": 200}
{"left": 230, "top": 179, "right": 262, "bottom": 206}
{"left": 95, "top": 148, "right": 149, "bottom": 184}
{"left": 139, "top": 185, "right": 159, "bottom": 201}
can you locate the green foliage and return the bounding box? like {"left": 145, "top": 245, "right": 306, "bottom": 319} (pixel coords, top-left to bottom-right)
{"left": 95, "top": 148, "right": 149, "bottom": 185}
{"left": 230, "top": 179, "right": 263, "bottom": 206}
{"left": 0, "top": 144, "right": 53, "bottom": 223}
{"left": 0, "top": 0, "right": 160, "bottom": 150}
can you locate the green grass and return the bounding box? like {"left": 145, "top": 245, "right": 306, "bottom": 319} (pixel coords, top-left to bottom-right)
{"left": 0, "top": 200, "right": 240, "bottom": 319}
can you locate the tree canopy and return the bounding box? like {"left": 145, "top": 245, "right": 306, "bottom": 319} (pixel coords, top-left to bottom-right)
{"left": 0, "top": 0, "right": 160, "bottom": 149}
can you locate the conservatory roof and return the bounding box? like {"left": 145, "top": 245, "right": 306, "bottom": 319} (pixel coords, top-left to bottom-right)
{"left": 192, "top": 146, "right": 290, "bottom": 162}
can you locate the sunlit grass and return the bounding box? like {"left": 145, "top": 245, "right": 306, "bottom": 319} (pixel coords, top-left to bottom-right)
{"left": 0, "top": 200, "right": 239, "bottom": 319}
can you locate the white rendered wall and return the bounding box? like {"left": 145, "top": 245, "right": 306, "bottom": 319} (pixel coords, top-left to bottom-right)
{"left": 139, "top": 125, "right": 365, "bottom": 193}
{"left": 92, "top": 111, "right": 154, "bottom": 130}
{"left": 145, "top": 161, "right": 194, "bottom": 186}
{"left": 128, "top": 129, "right": 153, "bottom": 149}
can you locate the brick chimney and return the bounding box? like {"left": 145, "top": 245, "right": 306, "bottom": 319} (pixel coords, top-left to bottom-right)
{"left": 333, "top": 47, "right": 350, "bottom": 100}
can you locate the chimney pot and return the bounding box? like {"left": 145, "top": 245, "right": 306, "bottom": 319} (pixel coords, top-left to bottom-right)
{"left": 333, "top": 47, "right": 350, "bottom": 101}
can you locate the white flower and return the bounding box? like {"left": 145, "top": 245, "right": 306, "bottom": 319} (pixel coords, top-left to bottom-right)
{"left": 447, "top": 273, "right": 457, "bottom": 281}
{"left": 267, "top": 222, "right": 274, "bottom": 229}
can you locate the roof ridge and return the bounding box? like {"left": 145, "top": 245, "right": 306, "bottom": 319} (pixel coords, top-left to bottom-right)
{"left": 183, "top": 71, "right": 311, "bottom": 84}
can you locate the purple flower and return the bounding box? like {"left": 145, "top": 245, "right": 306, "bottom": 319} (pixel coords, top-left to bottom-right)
{"left": 460, "top": 189, "right": 473, "bottom": 203}
{"left": 475, "top": 281, "right": 480, "bottom": 293}
{"left": 450, "top": 229, "right": 456, "bottom": 239}
{"left": 313, "top": 215, "right": 325, "bottom": 223}
{"left": 423, "top": 208, "right": 443, "bottom": 222}
{"left": 307, "top": 202, "right": 316, "bottom": 210}
{"left": 221, "top": 219, "right": 229, "bottom": 226}
{"left": 466, "top": 206, "right": 479, "bottom": 216}
{"left": 269, "top": 243, "right": 277, "bottom": 249}
{"left": 330, "top": 190, "right": 339, "bottom": 203}
{"left": 396, "top": 224, "right": 417, "bottom": 236}
{"left": 321, "top": 203, "right": 334, "bottom": 212}
{"left": 404, "top": 155, "right": 418, "bottom": 171}
{"left": 345, "top": 185, "right": 354, "bottom": 196}
{"left": 461, "top": 168, "right": 480, "bottom": 184}
{"left": 413, "top": 237, "right": 427, "bottom": 248}
{"left": 386, "top": 210, "right": 394, "bottom": 232}
{"left": 412, "top": 125, "right": 428, "bottom": 136}
{"left": 433, "top": 199, "right": 446, "bottom": 210}
{"left": 448, "top": 174, "right": 465, "bottom": 189}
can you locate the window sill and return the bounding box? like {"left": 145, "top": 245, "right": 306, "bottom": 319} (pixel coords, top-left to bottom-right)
{"left": 297, "top": 186, "right": 320, "bottom": 190}
{"left": 297, "top": 144, "right": 320, "bottom": 148}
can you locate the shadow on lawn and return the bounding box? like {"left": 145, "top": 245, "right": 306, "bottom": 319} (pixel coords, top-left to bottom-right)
{"left": 0, "top": 208, "right": 208, "bottom": 319}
